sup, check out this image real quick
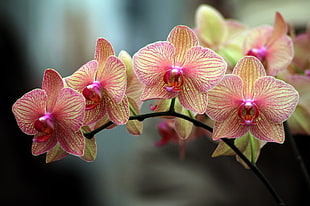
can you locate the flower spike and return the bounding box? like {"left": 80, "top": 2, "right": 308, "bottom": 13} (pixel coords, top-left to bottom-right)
{"left": 134, "top": 25, "right": 227, "bottom": 114}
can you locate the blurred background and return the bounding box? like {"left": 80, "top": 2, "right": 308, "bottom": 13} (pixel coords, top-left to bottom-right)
{"left": 1, "top": 0, "right": 309, "bottom": 205}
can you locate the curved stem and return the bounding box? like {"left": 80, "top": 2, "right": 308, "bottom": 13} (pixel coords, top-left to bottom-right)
{"left": 222, "top": 138, "right": 284, "bottom": 205}
{"left": 83, "top": 110, "right": 284, "bottom": 205}
{"left": 284, "top": 121, "right": 310, "bottom": 191}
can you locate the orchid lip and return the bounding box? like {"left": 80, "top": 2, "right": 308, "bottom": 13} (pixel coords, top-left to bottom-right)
{"left": 33, "top": 113, "right": 54, "bottom": 142}
{"left": 246, "top": 46, "right": 267, "bottom": 61}
{"left": 82, "top": 81, "right": 102, "bottom": 110}
{"left": 238, "top": 100, "right": 260, "bottom": 126}
{"left": 163, "top": 66, "right": 184, "bottom": 93}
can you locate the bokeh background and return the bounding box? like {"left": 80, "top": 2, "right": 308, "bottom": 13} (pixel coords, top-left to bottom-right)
{"left": 1, "top": 0, "right": 310, "bottom": 205}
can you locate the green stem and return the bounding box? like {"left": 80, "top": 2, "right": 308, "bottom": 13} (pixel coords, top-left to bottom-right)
{"left": 83, "top": 110, "right": 284, "bottom": 205}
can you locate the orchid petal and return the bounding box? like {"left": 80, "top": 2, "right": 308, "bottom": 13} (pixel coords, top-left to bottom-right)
{"left": 195, "top": 4, "right": 226, "bottom": 47}
{"left": 183, "top": 46, "right": 227, "bottom": 92}
{"left": 42, "top": 69, "right": 64, "bottom": 111}
{"left": 95, "top": 38, "right": 115, "bottom": 70}
{"left": 52, "top": 88, "right": 85, "bottom": 131}
{"left": 254, "top": 76, "right": 299, "bottom": 123}
{"left": 57, "top": 126, "right": 85, "bottom": 156}
{"left": 250, "top": 112, "right": 285, "bottom": 143}
{"left": 266, "top": 35, "right": 294, "bottom": 76}
{"left": 141, "top": 83, "right": 176, "bottom": 101}
{"left": 32, "top": 135, "right": 57, "bottom": 156}
{"left": 65, "top": 60, "right": 98, "bottom": 92}
{"left": 98, "top": 56, "right": 126, "bottom": 103}
{"left": 206, "top": 75, "right": 243, "bottom": 121}
{"left": 232, "top": 56, "right": 266, "bottom": 99}
{"left": 167, "top": 25, "right": 198, "bottom": 65}
{"left": 106, "top": 95, "right": 129, "bottom": 125}
{"left": 84, "top": 100, "right": 106, "bottom": 125}
{"left": 12, "top": 89, "right": 47, "bottom": 135}
{"left": 46, "top": 143, "right": 68, "bottom": 163}
{"left": 212, "top": 110, "right": 249, "bottom": 140}
{"left": 174, "top": 102, "right": 193, "bottom": 139}
{"left": 267, "top": 12, "right": 288, "bottom": 47}
{"left": 81, "top": 136, "right": 97, "bottom": 162}
{"left": 126, "top": 97, "right": 143, "bottom": 135}
{"left": 133, "top": 41, "right": 175, "bottom": 86}
{"left": 119, "top": 50, "right": 144, "bottom": 105}
{"left": 178, "top": 79, "right": 208, "bottom": 114}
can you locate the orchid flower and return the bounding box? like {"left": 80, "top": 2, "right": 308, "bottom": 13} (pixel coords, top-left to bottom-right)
{"left": 195, "top": 4, "right": 247, "bottom": 69}
{"left": 244, "top": 12, "right": 294, "bottom": 76}
{"left": 206, "top": 56, "right": 299, "bottom": 143}
{"left": 133, "top": 25, "right": 227, "bottom": 114}
{"left": 65, "top": 38, "right": 129, "bottom": 125}
{"left": 12, "top": 69, "right": 86, "bottom": 158}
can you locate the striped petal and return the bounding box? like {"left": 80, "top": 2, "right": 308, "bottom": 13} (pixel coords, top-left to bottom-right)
{"left": 84, "top": 100, "right": 106, "bottom": 125}
{"left": 167, "top": 25, "right": 198, "bottom": 65}
{"left": 133, "top": 41, "right": 175, "bottom": 86}
{"left": 141, "top": 83, "right": 176, "bottom": 101}
{"left": 250, "top": 112, "right": 285, "bottom": 143}
{"left": 106, "top": 95, "right": 130, "bottom": 125}
{"left": 212, "top": 110, "right": 249, "bottom": 140}
{"left": 81, "top": 137, "right": 97, "bottom": 162}
{"left": 95, "top": 38, "right": 115, "bottom": 71}
{"left": 233, "top": 56, "right": 266, "bottom": 99}
{"left": 98, "top": 56, "right": 126, "bottom": 103}
{"left": 12, "top": 89, "right": 47, "bottom": 135}
{"left": 206, "top": 75, "right": 243, "bottom": 121}
{"left": 46, "top": 143, "right": 68, "bottom": 163}
{"left": 32, "top": 135, "right": 57, "bottom": 156}
{"left": 56, "top": 126, "right": 85, "bottom": 156}
{"left": 178, "top": 78, "right": 208, "bottom": 114}
{"left": 254, "top": 76, "right": 299, "bottom": 123}
{"left": 65, "top": 60, "right": 98, "bottom": 92}
{"left": 183, "top": 46, "right": 227, "bottom": 92}
{"left": 52, "top": 88, "right": 85, "bottom": 131}
{"left": 42, "top": 69, "right": 64, "bottom": 111}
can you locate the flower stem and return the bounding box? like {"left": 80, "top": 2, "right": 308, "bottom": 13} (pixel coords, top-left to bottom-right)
{"left": 83, "top": 110, "right": 284, "bottom": 205}
{"left": 284, "top": 121, "right": 310, "bottom": 191}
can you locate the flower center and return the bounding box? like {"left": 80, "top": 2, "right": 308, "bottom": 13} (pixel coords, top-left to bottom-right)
{"left": 163, "top": 67, "right": 184, "bottom": 92}
{"left": 237, "top": 100, "right": 260, "bottom": 126}
{"left": 33, "top": 113, "right": 54, "bottom": 142}
{"left": 246, "top": 46, "right": 267, "bottom": 61}
{"left": 82, "top": 81, "right": 102, "bottom": 110}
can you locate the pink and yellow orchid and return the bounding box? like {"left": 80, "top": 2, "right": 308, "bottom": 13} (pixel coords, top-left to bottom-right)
{"left": 65, "top": 38, "right": 129, "bottom": 125}
{"left": 206, "top": 56, "right": 299, "bottom": 143}
{"left": 133, "top": 25, "right": 227, "bottom": 114}
{"left": 12, "top": 69, "right": 86, "bottom": 157}
{"left": 244, "top": 12, "right": 294, "bottom": 76}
